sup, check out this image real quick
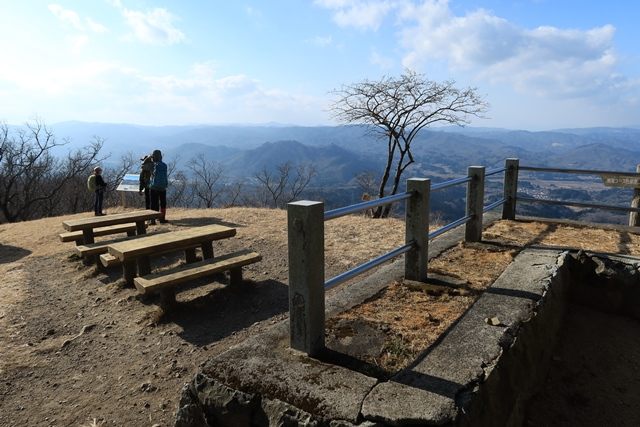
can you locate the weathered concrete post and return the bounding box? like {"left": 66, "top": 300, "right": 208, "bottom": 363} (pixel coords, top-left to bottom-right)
{"left": 629, "top": 165, "right": 640, "bottom": 227}
{"left": 287, "top": 200, "right": 325, "bottom": 356}
{"left": 502, "top": 158, "right": 520, "bottom": 220}
{"left": 405, "top": 178, "right": 430, "bottom": 282}
{"left": 466, "top": 166, "right": 485, "bottom": 242}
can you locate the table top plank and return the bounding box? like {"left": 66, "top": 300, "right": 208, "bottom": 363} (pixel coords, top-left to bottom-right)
{"left": 107, "top": 224, "right": 236, "bottom": 260}
{"left": 62, "top": 210, "right": 161, "bottom": 231}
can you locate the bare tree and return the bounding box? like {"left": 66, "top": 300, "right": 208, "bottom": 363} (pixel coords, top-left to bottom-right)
{"left": 355, "top": 170, "right": 378, "bottom": 197}
{"left": 254, "top": 161, "right": 317, "bottom": 208}
{"left": 0, "top": 121, "right": 103, "bottom": 222}
{"left": 331, "top": 70, "right": 488, "bottom": 217}
{"left": 224, "top": 180, "right": 245, "bottom": 207}
{"left": 187, "top": 157, "right": 227, "bottom": 208}
{"left": 167, "top": 170, "right": 190, "bottom": 207}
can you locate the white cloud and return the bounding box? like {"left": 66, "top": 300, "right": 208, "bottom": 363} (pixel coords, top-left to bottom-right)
{"left": 48, "top": 4, "right": 108, "bottom": 34}
{"left": 307, "top": 35, "right": 333, "bottom": 47}
{"left": 48, "top": 4, "right": 83, "bottom": 30}
{"left": 315, "top": 0, "right": 398, "bottom": 30}
{"left": 122, "top": 8, "right": 186, "bottom": 45}
{"left": 398, "top": 1, "right": 630, "bottom": 100}
{"left": 0, "top": 54, "right": 324, "bottom": 125}
{"left": 85, "top": 17, "right": 108, "bottom": 33}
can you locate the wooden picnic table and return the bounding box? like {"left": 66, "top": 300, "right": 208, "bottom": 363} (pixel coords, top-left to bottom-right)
{"left": 62, "top": 210, "right": 161, "bottom": 244}
{"left": 106, "top": 224, "right": 237, "bottom": 285}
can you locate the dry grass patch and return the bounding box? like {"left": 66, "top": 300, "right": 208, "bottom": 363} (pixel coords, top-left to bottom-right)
{"left": 327, "top": 219, "right": 640, "bottom": 377}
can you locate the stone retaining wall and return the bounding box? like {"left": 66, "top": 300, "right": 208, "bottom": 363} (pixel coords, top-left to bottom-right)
{"left": 174, "top": 250, "right": 640, "bottom": 427}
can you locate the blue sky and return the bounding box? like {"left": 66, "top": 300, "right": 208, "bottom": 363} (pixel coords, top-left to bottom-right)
{"left": 1, "top": 0, "right": 638, "bottom": 130}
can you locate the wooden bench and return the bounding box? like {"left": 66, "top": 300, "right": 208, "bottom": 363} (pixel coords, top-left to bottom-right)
{"left": 59, "top": 223, "right": 139, "bottom": 245}
{"left": 62, "top": 209, "right": 160, "bottom": 245}
{"left": 133, "top": 249, "right": 261, "bottom": 309}
{"left": 99, "top": 253, "right": 120, "bottom": 267}
{"left": 75, "top": 234, "right": 149, "bottom": 259}
{"left": 107, "top": 224, "right": 237, "bottom": 285}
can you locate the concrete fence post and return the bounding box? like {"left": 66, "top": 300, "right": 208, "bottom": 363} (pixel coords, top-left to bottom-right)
{"left": 405, "top": 178, "right": 430, "bottom": 282}
{"left": 465, "top": 166, "right": 485, "bottom": 242}
{"left": 629, "top": 164, "right": 640, "bottom": 227}
{"left": 502, "top": 158, "right": 520, "bottom": 220}
{"left": 287, "top": 200, "right": 325, "bottom": 356}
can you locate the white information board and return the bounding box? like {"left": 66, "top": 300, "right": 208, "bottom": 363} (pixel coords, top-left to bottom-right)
{"left": 116, "top": 173, "right": 140, "bottom": 192}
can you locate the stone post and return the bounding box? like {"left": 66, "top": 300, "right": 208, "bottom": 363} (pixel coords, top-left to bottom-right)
{"left": 629, "top": 165, "right": 640, "bottom": 227}
{"left": 287, "top": 200, "right": 325, "bottom": 356}
{"left": 405, "top": 178, "right": 430, "bottom": 282}
{"left": 466, "top": 166, "right": 485, "bottom": 242}
{"left": 502, "top": 158, "right": 519, "bottom": 220}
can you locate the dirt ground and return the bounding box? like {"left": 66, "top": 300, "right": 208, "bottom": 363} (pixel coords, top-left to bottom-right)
{"left": 0, "top": 207, "right": 405, "bottom": 427}
{"left": 2, "top": 211, "right": 640, "bottom": 426}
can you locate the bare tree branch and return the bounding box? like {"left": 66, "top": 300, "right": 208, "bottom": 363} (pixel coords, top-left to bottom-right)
{"left": 330, "top": 70, "right": 488, "bottom": 217}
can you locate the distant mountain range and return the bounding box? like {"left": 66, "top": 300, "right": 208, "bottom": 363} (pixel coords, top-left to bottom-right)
{"left": 46, "top": 121, "right": 640, "bottom": 183}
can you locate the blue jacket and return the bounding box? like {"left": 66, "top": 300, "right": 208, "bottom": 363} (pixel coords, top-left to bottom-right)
{"left": 150, "top": 161, "right": 168, "bottom": 190}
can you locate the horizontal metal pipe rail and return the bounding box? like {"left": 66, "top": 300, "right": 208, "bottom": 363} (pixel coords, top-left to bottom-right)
{"left": 483, "top": 198, "right": 506, "bottom": 213}
{"left": 324, "top": 170, "right": 497, "bottom": 290}
{"left": 431, "top": 176, "right": 472, "bottom": 191}
{"left": 520, "top": 166, "right": 640, "bottom": 178}
{"left": 324, "top": 191, "right": 412, "bottom": 221}
{"left": 324, "top": 242, "right": 414, "bottom": 290}
{"left": 485, "top": 167, "right": 506, "bottom": 177}
{"left": 428, "top": 215, "right": 472, "bottom": 240}
{"left": 517, "top": 196, "right": 640, "bottom": 213}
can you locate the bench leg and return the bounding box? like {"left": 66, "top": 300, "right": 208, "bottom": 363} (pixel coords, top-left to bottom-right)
{"left": 159, "top": 289, "right": 177, "bottom": 311}
{"left": 135, "top": 221, "right": 146, "bottom": 235}
{"left": 201, "top": 242, "right": 214, "bottom": 259}
{"left": 82, "top": 229, "right": 95, "bottom": 244}
{"left": 185, "top": 248, "right": 197, "bottom": 263}
{"left": 123, "top": 260, "right": 136, "bottom": 286}
{"left": 137, "top": 256, "right": 151, "bottom": 276}
{"left": 126, "top": 230, "right": 136, "bottom": 237}
{"left": 229, "top": 268, "right": 243, "bottom": 286}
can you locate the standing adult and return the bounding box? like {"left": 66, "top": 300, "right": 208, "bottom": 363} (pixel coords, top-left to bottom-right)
{"left": 139, "top": 154, "right": 154, "bottom": 210}
{"left": 92, "top": 166, "right": 107, "bottom": 216}
{"left": 149, "top": 149, "right": 169, "bottom": 224}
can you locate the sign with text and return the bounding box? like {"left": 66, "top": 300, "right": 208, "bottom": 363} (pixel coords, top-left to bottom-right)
{"left": 116, "top": 173, "right": 140, "bottom": 192}
{"left": 600, "top": 174, "right": 640, "bottom": 188}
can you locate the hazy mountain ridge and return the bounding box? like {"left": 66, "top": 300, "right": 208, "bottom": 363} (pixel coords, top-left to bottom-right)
{"left": 48, "top": 122, "right": 640, "bottom": 178}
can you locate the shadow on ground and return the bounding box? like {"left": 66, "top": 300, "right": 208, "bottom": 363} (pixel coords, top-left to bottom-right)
{"left": 166, "top": 278, "right": 289, "bottom": 346}
{"left": 0, "top": 245, "right": 32, "bottom": 264}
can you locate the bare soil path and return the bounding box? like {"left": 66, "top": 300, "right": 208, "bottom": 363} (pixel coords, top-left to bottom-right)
{"left": 0, "top": 207, "right": 405, "bottom": 427}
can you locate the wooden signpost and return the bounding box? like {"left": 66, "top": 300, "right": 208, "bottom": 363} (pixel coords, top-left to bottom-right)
{"left": 600, "top": 174, "right": 640, "bottom": 188}
{"left": 602, "top": 166, "right": 640, "bottom": 226}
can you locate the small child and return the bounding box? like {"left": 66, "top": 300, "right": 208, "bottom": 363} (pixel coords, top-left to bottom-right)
{"left": 92, "top": 167, "right": 107, "bottom": 216}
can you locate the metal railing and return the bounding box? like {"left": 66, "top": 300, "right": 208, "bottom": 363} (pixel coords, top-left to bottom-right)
{"left": 428, "top": 215, "right": 472, "bottom": 240}
{"left": 323, "top": 191, "right": 415, "bottom": 290}
{"left": 324, "top": 191, "right": 412, "bottom": 221}
{"left": 431, "top": 176, "right": 471, "bottom": 191}
{"left": 287, "top": 162, "right": 514, "bottom": 355}
{"left": 287, "top": 157, "right": 640, "bottom": 356}
{"left": 323, "top": 168, "right": 506, "bottom": 290}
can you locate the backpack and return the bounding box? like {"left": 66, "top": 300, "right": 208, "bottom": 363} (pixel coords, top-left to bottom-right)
{"left": 87, "top": 174, "right": 97, "bottom": 192}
